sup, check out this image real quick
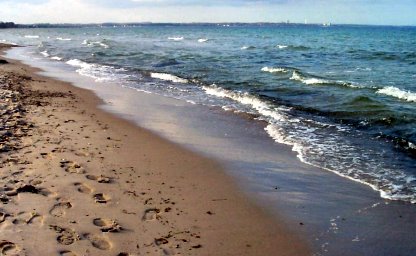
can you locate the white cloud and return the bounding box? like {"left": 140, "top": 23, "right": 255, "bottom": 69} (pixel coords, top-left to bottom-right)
{"left": 0, "top": 0, "right": 286, "bottom": 24}
{"left": 0, "top": 0, "right": 415, "bottom": 25}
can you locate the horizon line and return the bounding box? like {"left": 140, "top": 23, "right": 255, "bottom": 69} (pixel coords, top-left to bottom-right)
{"left": 3, "top": 22, "right": 416, "bottom": 28}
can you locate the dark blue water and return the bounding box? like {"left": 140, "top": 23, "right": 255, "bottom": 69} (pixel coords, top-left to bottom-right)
{"left": 1, "top": 24, "right": 415, "bottom": 203}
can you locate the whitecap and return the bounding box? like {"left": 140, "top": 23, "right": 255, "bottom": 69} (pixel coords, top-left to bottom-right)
{"left": 50, "top": 56, "right": 62, "bottom": 61}
{"left": 376, "top": 86, "right": 416, "bottom": 102}
{"left": 97, "top": 42, "right": 109, "bottom": 48}
{"left": 276, "top": 44, "right": 288, "bottom": 49}
{"left": 24, "top": 35, "right": 39, "bottom": 39}
{"left": 288, "top": 71, "right": 361, "bottom": 88}
{"left": 150, "top": 73, "right": 188, "bottom": 83}
{"left": 82, "top": 40, "right": 109, "bottom": 49}
{"left": 261, "top": 67, "right": 288, "bottom": 73}
{"left": 198, "top": 38, "right": 208, "bottom": 43}
{"left": 241, "top": 46, "right": 256, "bottom": 50}
{"left": 40, "top": 51, "right": 49, "bottom": 57}
{"left": 290, "top": 71, "right": 331, "bottom": 85}
{"left": 168, "top": 37, "right": 184, "bottom": 41}
{"left": 56, "top": 37, "right": 72, "bottom": 41}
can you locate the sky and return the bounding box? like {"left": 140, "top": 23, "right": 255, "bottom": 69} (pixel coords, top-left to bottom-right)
{"left": 0, "top": 0, "right": 415, "bottom": 26}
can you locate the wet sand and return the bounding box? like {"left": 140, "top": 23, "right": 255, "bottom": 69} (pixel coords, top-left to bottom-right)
{"left": 0, "top": 44, "right": 309, "bottom": 255}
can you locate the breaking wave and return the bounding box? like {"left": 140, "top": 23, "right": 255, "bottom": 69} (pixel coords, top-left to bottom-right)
{"left": 376, "top": 86, "right": 416, "bottom": 103}
{"left": 150, "top": 73, "right": 189, "bottom": 83}
{"left": 261, "top": 67, "right": 288, "bottom": 73}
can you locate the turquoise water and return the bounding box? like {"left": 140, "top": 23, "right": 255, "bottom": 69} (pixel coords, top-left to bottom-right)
{"left": 1, "top": 24, "right": 416, "bottom": 203}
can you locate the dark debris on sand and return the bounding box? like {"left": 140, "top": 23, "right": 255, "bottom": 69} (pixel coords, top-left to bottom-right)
{"left": 0, "top": 72, "right": 72, "bottom": 160}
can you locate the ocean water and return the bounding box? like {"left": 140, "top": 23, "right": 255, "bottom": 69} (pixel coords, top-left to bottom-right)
{"left": 1, "top": 24, "right": 416, "bottom": 204}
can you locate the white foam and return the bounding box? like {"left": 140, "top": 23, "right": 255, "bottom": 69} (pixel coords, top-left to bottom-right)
{"left": 290, "top": 71, "right": 331, "bottom": 85}
{"left": 98, "top": 42, "right": 109, "bottom": 49}
{"left": 66, "top": 59, "right": 114, "bottom": 82}
{"left": 289, "top": 71, "right": 361, "bottom": 88}
{"left": 168, "top": 37, "right": 184, "bottom": 41}
{"left": 241, "top": 46, "right": 255, "bottom": 50}
{"left": 198, "top": 38, "right": 208, "bottom": 43}
{"left": 40, "top": 51, "right": 49, "bottom": 57}
{"left": 276, "top": 44, "right": 288, "bottom": 49}
{"left": 50, "top": 56, "right": 62, "bottom": 61}
{"left": 203, "top": 85, "right": 286, "bottom": 122}
{"left": 24, "top": 35, "right": 39, "bottom": 39}
{"left": 82, "top": 40, "right": 109, "bottom": 49}
{"left": 66, "top": 59, "right": 93, "bottom": 69}
{"left": 406, "top": 176, "right": 416, "bottom": 184}
{"left": 267, "top": 123, "right": 416, "bottom": 204}
{"left": 0, "top": 40, "right": 17, "bottom": 45}
{"left": 261, "top": 67, "right": 288, "bottom": 73}
{"left": 150, "top": 73, "right": 188, "bottom": 83}
{"left": 56, "top": 37, "right": 72, "bottom": 41}
{"left": 376, "top": 86, "right": 416, "bottom": 102}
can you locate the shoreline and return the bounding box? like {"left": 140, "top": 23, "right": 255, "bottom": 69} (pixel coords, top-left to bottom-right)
{"left": 3, "top": 43, "right": 416, "bottom": 256}
{"left": 0, "top": 44, "right": 309, "bottom": 255}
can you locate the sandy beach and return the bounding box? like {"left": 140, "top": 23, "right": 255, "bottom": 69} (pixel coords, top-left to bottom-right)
{"left": 0, "top": 43, "right": 309, "bottom": 255}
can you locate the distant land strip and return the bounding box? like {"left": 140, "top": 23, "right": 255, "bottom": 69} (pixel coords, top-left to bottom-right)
{"left": 1, "top": 21, "right": 414, "bottom": 29}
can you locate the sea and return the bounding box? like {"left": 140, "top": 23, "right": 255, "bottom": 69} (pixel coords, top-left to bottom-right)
{"left": 1, "top": 23, "right": 415, "bottom": 205}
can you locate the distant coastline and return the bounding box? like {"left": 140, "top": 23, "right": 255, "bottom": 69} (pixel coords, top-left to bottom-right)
{"left": 0, "top": 22, "right": 17, "bottom": 29}
{"left": 1, "top": 21, "right": 415, "bottom": 29}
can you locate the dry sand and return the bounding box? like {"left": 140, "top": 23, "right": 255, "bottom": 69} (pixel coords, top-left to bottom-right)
{"left": 0, "top": 44, "right": 309, "bottom": 256}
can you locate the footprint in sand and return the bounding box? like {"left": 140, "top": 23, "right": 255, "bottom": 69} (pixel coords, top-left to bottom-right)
{"left": 0, "top": 211, "right": 8, "bottom": 223}
{"left": 59, "top": 250, "right": 78, "bottom": 256}
{"left": 85, "top": 174, "right": 112, "bottom": 184}
{"left": 73, "top": 182, "right": 92, "bottom": 194}
{"left": 93, "top": 193, "right": 110, "bottom": 204}
{"left": 6, "top": 184, "right": 54, "bottom": 197}
{"left": 154, "top": 238, "right": 177, "bottom": 256}
{"left": 74, "top": 151, "right": 90, "bottom": 157}
{"left": 50, "top": 225, "right": 80, "bottom": 245}
{"left": 12, "top": 211, "right": 43, "bottom": 225}
{"left": 40, "top": 152, "right": 54, "bottom": 159}
{"left": 0, "top": 240, "right": 20, "bottom": 255}
{"left": 93, "top": 218, "right": 122, "bottom": 233}
{"left": 82, "top": 233, "right": 111, "bottom": 250}
{"left": 142, "top": 208, "right": 161, "bottom": 221}
{"left": 60, "top": 159, "right": 84, "bottom": 174}
{"left": 50, "top": 202, "right": 72, "bottom": 217}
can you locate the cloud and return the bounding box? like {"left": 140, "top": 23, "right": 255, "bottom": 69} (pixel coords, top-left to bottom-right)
{"left": 86, "top": 0, "right": 291, "bottom": 8}
{"left": 0, "top": 0, "right": 48, "bottom": 3}
{"left": 0, "top": 0, "right": 415, "bottom": 25}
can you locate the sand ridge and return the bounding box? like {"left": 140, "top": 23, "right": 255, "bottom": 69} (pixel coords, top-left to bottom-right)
{"left": 0, "top": 45, "right": 309, "bottom": 255}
